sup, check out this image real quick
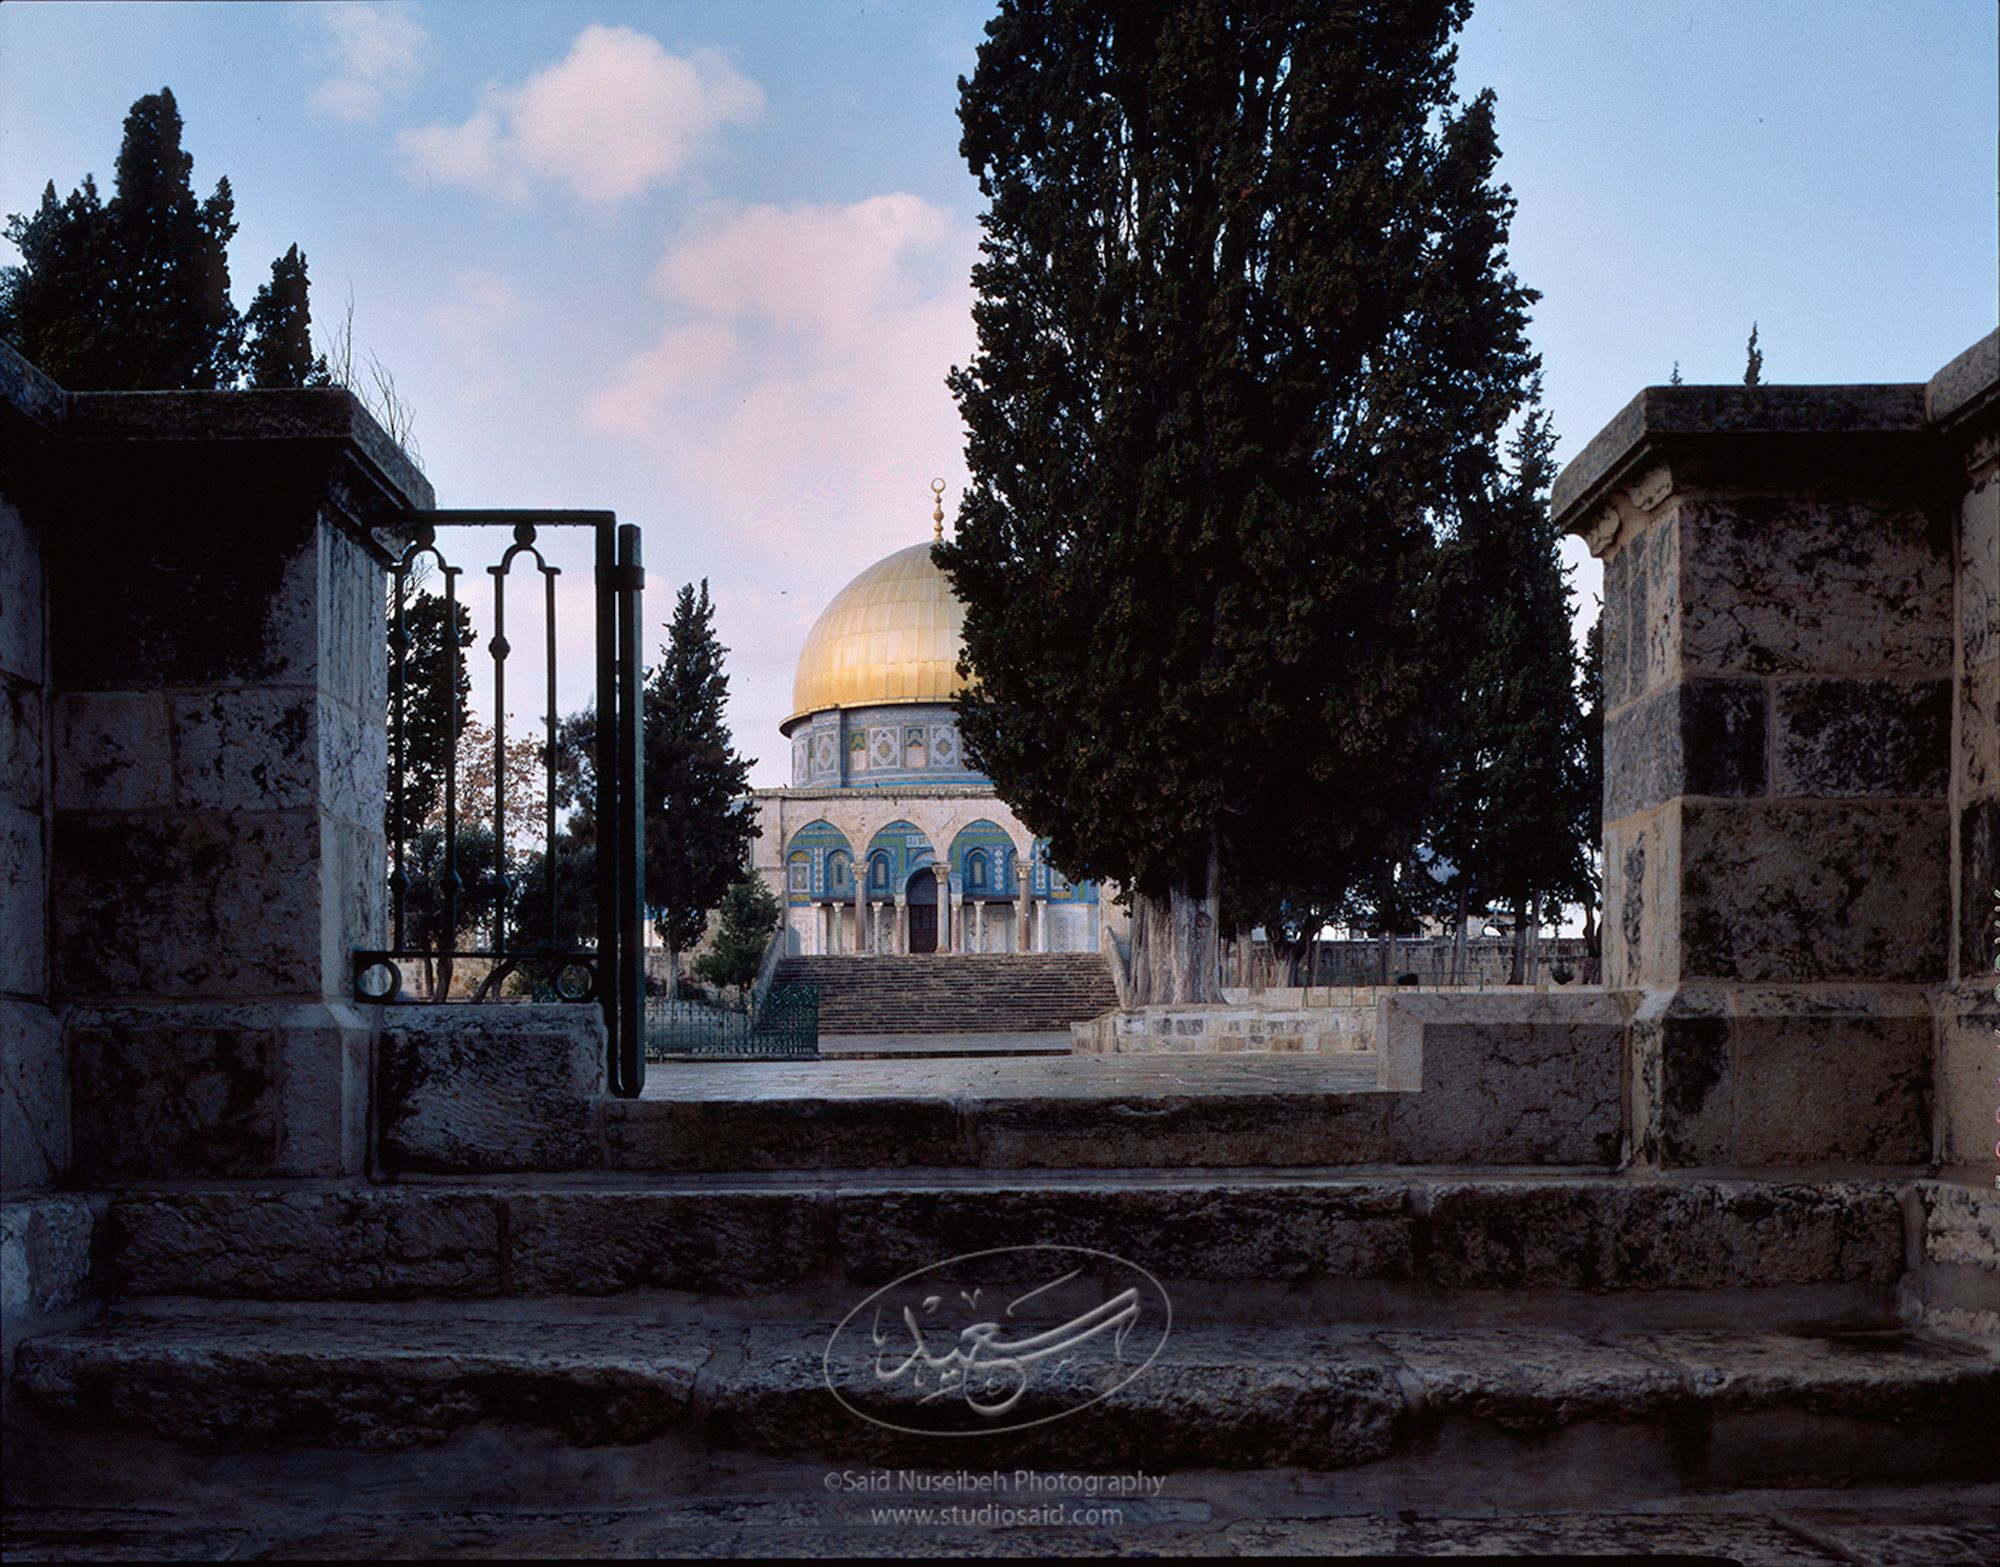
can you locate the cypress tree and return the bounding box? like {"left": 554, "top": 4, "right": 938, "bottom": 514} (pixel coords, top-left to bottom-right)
{"left": 244, "top": 244, "right": 329, "bottom": 388}
{"left": 940, "top": 0, "right": 1538, "bottom": 1001}
{"left": 644, "top": 581, "right": 760, "bottom": 993}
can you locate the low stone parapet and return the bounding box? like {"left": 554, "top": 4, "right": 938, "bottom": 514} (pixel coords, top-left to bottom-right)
{"left": 1071, "top": 994, "right": 1378, "bottom": 1054}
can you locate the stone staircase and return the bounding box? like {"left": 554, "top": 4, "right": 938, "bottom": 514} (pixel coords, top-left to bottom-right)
{"left": 773, "top": 952, "right": 1118, "bottom": 1035}
{"left": 5, "top": 1160, "right": 1996, "bottom": 1555}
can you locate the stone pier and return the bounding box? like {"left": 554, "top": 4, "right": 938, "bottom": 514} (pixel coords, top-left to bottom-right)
{"left": 1554, "top": 333, "right": 1997, "bottom": 1169}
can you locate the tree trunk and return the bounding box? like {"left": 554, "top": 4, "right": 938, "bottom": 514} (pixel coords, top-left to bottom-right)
{"left": 1378, "top": 924, "right": 1391, "bottom": 986}
{"left": 1126, "top": 840, "right": 1223, "bottom": 1006}
{"left": 1450, "top": 885, "right": 1468, "bottom": 986}
{"left": 666, "top": 942, "right": 680, "bottom": 1000}
{"left": 431, "top": 952, "right": 454, "bottom": 1002}
{"left": 1507, "top": 900, "right": 1527, "bottom": 985}
{"left": 1526, "top": 893, "right": 1544, "bottom": 984}
{"left": 1582, "top": 897, "right": 1602, "bottom": 984}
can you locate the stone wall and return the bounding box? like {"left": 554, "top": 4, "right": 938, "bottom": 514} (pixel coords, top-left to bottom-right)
{"left": 0, "top": 350, "right": 64, "bottom": 1197}
{"left": 0, "top": 342, "right": 431, "bottom": 1190}
{"left": 1555, "top": 330, "right": 1997, "bottom": 1171}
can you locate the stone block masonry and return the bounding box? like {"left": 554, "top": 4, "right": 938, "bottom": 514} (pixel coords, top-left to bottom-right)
{"left": 1556, "top": 333, "right": 1998, "bottom": 1170}
{"left": 0, "top": 343, "right": 433, "bottom": 1190}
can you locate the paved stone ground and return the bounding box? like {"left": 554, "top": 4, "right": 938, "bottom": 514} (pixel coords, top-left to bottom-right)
{"left": 814, "top": 1032, "right": 1073, "bottom": 1059}
{"left": 6, "top": 1490, "right": 1997, "bottom": 1560}
{"left": 641, "top": 1051, "right": 1384, "bottom": 1100}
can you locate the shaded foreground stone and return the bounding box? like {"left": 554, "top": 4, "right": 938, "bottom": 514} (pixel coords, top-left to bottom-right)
{"left": 13, "top": 1303, "right": 1994, "bottom": 1480}
{"left": 96, "top": 1173, "right": 1909, "bottom": 1301}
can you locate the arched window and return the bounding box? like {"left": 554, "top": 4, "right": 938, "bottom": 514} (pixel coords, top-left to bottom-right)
{"left": 868, "top": 853, "right": 892, "bottom": 893}
{"left": 826, "top": 851, "right": 853, "bottom": 896}
{"left": 967, "top": 848, "right": 988, "bottom": 891}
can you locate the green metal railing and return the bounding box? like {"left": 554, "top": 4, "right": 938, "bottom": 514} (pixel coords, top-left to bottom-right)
{"left": 645, "top": 984, "right": 820, "bottom": 1060}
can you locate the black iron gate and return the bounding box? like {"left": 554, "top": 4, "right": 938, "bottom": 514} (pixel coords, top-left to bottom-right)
{"left": 350, "top": 511, "right": 648, "bottom": 1098}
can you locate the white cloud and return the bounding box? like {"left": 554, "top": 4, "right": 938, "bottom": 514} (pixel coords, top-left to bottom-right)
{"left": 426, "top": 269, "right": 525, "bottom": 360}
{"left": 310, "top": 2, "right": 429, "bottom": 125}
{"left": 424, "top": 269, "right": 527, "bottom": 405}
{"left": 398, "top": 26, "right": 764, "bottom": 205}
{"left": 584, "top": 194, "right": 978, "bottom": 569}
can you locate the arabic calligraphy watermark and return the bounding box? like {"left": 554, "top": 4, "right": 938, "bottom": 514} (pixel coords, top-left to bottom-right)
{"left": 823, "top": 1244, "right": 1172, "bottom": 1436}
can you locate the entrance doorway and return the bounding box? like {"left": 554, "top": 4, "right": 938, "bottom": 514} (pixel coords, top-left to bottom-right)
{"left": 907, "top": 869, "right": 938, "bottom": 953}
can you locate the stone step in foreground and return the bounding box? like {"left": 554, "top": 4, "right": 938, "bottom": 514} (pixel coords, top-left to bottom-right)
{"left": 92, "top": 1173, "right": 1915, "bottom": 1306}
{"left": 11, "top": 1300, "right": 1994, "bottom": 1488}
{"left": 8, "top": 1494, "right": 2000, "bottom": 1564}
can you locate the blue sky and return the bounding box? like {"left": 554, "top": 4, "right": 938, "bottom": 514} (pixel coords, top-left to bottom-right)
{"left": 3, "top": 1, "right": 1993, "bottom": 786}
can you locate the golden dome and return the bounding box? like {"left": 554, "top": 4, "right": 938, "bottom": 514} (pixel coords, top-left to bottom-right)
{"left": 786, "top": 542, "right": 967, "bottom": 730}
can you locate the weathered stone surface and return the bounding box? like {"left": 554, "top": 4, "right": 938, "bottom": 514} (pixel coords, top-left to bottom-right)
{"left": 1420, "top": 1180, "right": 1902, "bottom": 1291}
{"left": 1960, "top": 463, "right": 1998, "bottom": 665}
{"left": 827, "top": 1181, "right": 1413, "bottom": 1287}
{"left": 1, "top": 997, "right": 66, "bottom": 1192}
{"left": 1376, "top": 991, "right": 1624, "bottom": 1166}
{"left": 1629, "top": 987, "right": 1933, "bottom": 1168}
{"left": 1640, "top": 1327, "right": 1999, "bottom": 1424}
{"left": 1675, "top": 497, "right": 1954, "bottom": 678}
{"left": 0, "top": 1194, "right": 96, "bottom": 1318}
{"left": 0, "top": 493, "right": 44, "bottom": 687}
{"left": 1376, "top": 1328, "right": 1681, "bottom": 1430}
{"left": 1772, "top": 677, "right": 1950, "bottom": 798}
{"left": 169, "top": 689, "right": 316, "bottom": 811}
{"left": 110, "top": 1188, "right": 499, "bottom": 1298}
{"left": 1678, "top": 799, "right": 1948, "bottom": 983}
{"left": 1962, "top": 653, "right": 1998, "bottom": 801}
{"left": 0, "top": 669, "right": 43, "bottom": 812}
{"left": 379, "top": 1005, "right": 604, "bottom": 1174}
{"left": 1725, "top": 997, "right": 1932, "bottom": 1166}
{"left": 1071, "top": 1001, "right": 1374, "bottom": 1055}
{"left": 1960, "top": 797, "right": 2000, "bottom": 975}
{"left": 69, "top": 1008, "right": 279, "bottom": 1179}
{"left": 14, "top": 1300, "right": 707, "bottom": 1448}
{"left": 1604, "top": 677, "right": 1765, "bottom": 819}
{"left": 714, "top": 1324, "right": 1407, "bottom": 1471}
{"left": 1600, "top": 543, "right": 1631, "bottom": 709}
{"left": 605, "top": 1092, "right": 962, "bottom": 1172}
{"left": 53, "top": 809, "right": 325, "bottom": 998}
{"left": 1916, "top": 1181, "right": 1999, "bottom": 1272}
{"left": 508, "top": 1189, "right": 833, "bottom": 1294}
{"left": 962, "top": 1088, "right": 1394, "bottom": 1170}
{"left": 1224, "top": 1512, "right": 1888, "bottom": 1564}
{"left": 1600, "top": 810, "right": 1677, "bottom": 988}
{"left": 1627, "top": 986, "right": 1731, "bottom": 1165}
{"left": 68, "top": 1002, "right": 369, "bottom": 1182}
{"left": 0, "top": 799, "right": 46, "bottom": 998}
{"left": 50, "top": 693, "right": 171, "bottom": 812}
{"left": 1932, "top": 983, "right": 2000, "bottom": 1167}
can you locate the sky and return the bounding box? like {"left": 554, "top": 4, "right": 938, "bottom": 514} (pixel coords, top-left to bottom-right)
{"left": 2, "top": 0, "right": 1993, "bottom": 788}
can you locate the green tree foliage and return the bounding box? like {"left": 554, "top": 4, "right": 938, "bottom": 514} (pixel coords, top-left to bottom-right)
{"left": 1744, "top": 321, "right": 1763, "bottom": 386}
{"left": 388, "top": 587, "right": 473, "bottom": 845}
{"left": 244, "top": 244, "right": 329, "bottom": 389}
{"left": 693, "top": 878, "right": 782, "bottom": 994}
{"left": 940, "top": 0, "right": 1538, "bottom": 1001}
{"left": 1424, "top": 395, "right": 1591, "bottom": 980}
{"left": 1, "top": 87, "right": 337, "bottom": 397}
{"left": 2, "top": 89, "right": 241, "bottom": 388}
{"left": 644, "top": 581, "right": 759, "bottom": 990}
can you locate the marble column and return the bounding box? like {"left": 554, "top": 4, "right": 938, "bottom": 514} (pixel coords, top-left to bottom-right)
{"left": 1017, "top": 864, "right": 1032, "bottom": 952}
{"left": 894, "top": 894, "right": 908, "bottom": 954}
{"left": 935, "top": 865, "right": 952, "bottom": 951}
